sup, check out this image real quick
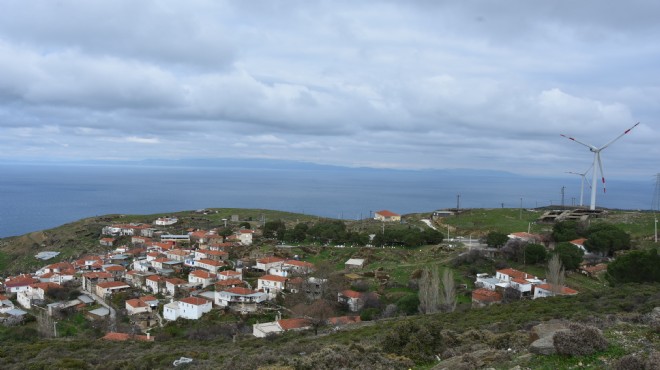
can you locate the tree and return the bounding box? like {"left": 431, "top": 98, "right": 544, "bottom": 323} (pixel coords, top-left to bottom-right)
{"left": 238, "top": 221, "right": 251, "bottom": 229}
{"left": 486, "top": 231, "right": 509, "bottom": 248}
{"left": 440, "top": 269, "right": 456, "bottom": 313}
{"left": 418, "top": 268, "right": 440, "bottom": 314}
{"left": 554, "top": 242, "right": 584, "bottom": 271}
{"left": 606, "top": 249, "right": 660, "bottom": 285}
{"left": 547, "top": 254, "right": 565, "bottom": 295}
{"left": 524, "top": 243, "right": 548, "bottom": 265}
{"left": 293, "top": 299, "right": 335, "bottom": 335}
{"left": 552, "top": 220, "right": 584, "bottom": 242}
{"left": 584, "top": 224, "right": 631, "bottom": 256}
{"left": 262, "top": 220, "right": 286, "bottom": 239}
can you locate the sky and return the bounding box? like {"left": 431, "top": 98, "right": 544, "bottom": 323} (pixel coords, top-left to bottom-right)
{"left": 0, "top": 1, "right": 658, "bottom": 179}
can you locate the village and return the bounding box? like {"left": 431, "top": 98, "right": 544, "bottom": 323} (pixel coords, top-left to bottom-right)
{"left": 0, "top": 209, "right": 621, "bottom": 344}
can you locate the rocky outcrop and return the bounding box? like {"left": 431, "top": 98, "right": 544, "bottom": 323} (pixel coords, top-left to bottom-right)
{"left": 529, "top": 320, "right": 569, "bottom": 356}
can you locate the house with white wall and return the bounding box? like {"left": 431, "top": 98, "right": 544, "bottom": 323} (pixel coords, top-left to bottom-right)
{"left": 163, "top": 296, "right": 212, "bottom": 321}
{"left": 257, "top": 275, "right": 288, "bottom": 299}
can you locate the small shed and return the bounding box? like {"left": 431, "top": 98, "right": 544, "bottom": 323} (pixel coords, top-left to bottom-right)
{"left": 345, "top": 258, "right": 365, "bottom": 270}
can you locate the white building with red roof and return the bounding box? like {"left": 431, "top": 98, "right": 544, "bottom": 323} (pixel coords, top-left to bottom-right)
{"left": 163, "top": 296, "right": 212, "bottom": 321}
{"left": 189, "top": 258, "right": 225, "bottom": 274}
{"left": 95, "top": 281, "right": 130, "bottom": 297}
{"left": 255, "top": 256, "right": 286, "bottom": 271}
{"left": 253, "top": 318, "right": 311, "bottom": 338}
{"left": 17, "top": 282, "right": 60, "bottom": 309}
{"left": 125, "top": 298, "right": 151, "bottom": 315}
{"left": 374, "top": 210, "right": 401, "bottom": 222}
{"left": 257, "top": 275, "right": 288, "bottom": 298}
{"left": 533, "top": 284, "right": 579, "bottom": 299}
{"left": 218, "top": 270, "right": 242, "bottom": 281}
{"left": 165, "top": 278, "right": 188, "bottom": 296}
{"left": 338, "top": 289, "right": 365, "bottom": 312}
{"left": 188, "top": 270, "right": 216, "bottom": 288}
{"left": 216, "top": 287, "right": 267, "bottom": 312}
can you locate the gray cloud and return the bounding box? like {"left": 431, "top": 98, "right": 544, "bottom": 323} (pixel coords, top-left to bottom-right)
{"left": 0, "top": 1, "right": 658, "bottom": 178}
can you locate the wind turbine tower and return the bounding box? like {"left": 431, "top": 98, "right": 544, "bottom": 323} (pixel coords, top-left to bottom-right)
{"left": 566, "top": 166, "right": 592, "bottom": 207}
{"left": 561, "top": 122, "right": 640, "bottom": 210}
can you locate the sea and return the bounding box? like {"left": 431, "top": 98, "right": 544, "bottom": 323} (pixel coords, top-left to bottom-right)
{"left": 0, "top": 160, "right": 655, "bottom": 238}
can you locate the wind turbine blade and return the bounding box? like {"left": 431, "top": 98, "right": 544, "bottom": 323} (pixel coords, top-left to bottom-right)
{"left": 597, "top": 152, "right": 606, "bottom": 193}
{"left": 560, "top": 134, "right": 597, "bottom": 150}
{"left": 600, "top": 122, "right": 640, "bottom": 150}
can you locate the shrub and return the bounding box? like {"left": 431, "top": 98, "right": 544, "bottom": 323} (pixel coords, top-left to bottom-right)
{"left": 613, "top": 351, "right": 660, "bottom": 370}
{"left": 552, "top": 323, "right": 608, "bottom": 356}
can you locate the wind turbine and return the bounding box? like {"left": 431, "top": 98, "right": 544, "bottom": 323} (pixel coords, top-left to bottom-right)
{"left": 565, "top": 166, "right": 592, "bottom": 207}
{"left": 560, "top": 122, "right": 640, "bottom": 210}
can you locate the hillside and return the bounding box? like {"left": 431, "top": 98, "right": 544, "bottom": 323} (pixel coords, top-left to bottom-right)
{"left": 1, "top": 207, "right": 658, "bottom": 369}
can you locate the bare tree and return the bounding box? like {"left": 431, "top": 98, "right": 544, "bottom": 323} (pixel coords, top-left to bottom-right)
{"left": 547, "top": 254, "right": 565, "bottom": 295}
{"left": 293, "top": 299, "right": 335, "bottom": 335}
{"left": 418, "top": 267, "right": 440, "bottom": 314}
{"left": 440, "top": 269, "right": 456, "bottom": 312}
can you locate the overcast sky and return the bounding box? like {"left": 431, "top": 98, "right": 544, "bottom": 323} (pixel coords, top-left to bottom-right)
{"left": 1, "top": 1, "right": 658, "bottom": 178}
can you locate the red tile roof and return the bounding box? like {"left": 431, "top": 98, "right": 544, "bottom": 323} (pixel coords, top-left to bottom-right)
{"left": 260, "top": 274, "right": 288, "bottom": 283}
{"left": 215, "top": 279, "right": 245, "bottom": 288}
{"left": 196, "top": 258, "right": 225, "bottom": 267}
{"left": 224, "top": 287, "right": 257, "bottom": 295}
{"left": 190, "top": 270, "right": 214, "bottom": 279}
{"left": 375, "top": 210, "right": 400, "bottom": 217}
{"left": 472, "top": 288, "right": 503, "bottom": 302}
{"left": 165, "top": 278, "right": 187, "bottom": 285}
{"left": 126, "top": 299, "right": 148, "bottom": 308}
{"left": 180, "top": 296, "right": 209, "bottom": 306}
{"left": 340, "top": 289, "right": 362, "bottom": 299}
{"left": 570, "top": 238, "right": 588, "bottom": 246}
{"left": 277, "top": 318, "right": 311, "bottom": 331}
{"left": 102, "top": 332, "right": 154, "bottom": 341}
{"left": 96, "top": 281, "right": 130, "bottom": 289}
{"left": 536, "top": 284, "right": 579, "bottom": 295}
{"left": 497, "top": 268, "right": 535, "bottom": 280}
{"left": 82, "top": 272, "right": 113, "bottom": 279}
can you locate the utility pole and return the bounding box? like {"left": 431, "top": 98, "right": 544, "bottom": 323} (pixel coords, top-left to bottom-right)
{"left": 519, "top": 197, "right": 523, "bottom": 220}
{"left": 456, "top": 194, "right": 460, "bottom": 217}
{"left": 654, "top": 173, "right": 660, "bottom": 243}
{"left": 561, "top": 186, "right": 565, "bottom": 208}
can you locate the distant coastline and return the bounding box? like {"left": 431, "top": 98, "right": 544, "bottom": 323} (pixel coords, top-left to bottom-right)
{"left": 0, "top": 160, "right": 654, "bottom": 238}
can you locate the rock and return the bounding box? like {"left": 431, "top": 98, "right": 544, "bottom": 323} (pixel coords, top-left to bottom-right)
{"left": 529, "top": 321, "right": 570, "bottom": 356}
{"left": 529, "top": 320, "right": 568, "bottom": 342}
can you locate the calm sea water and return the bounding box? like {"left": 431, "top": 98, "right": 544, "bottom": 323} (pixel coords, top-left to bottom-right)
{"left": 0, "top": 163, "right": 654, "bottom": 237}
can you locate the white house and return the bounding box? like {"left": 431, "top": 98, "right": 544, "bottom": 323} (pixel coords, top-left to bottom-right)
{"left": 374, "top": 210, "right": 401, "bottom": 222}
{"left": 154, "top": 217, "right": 178, "bottom": 226}
{"left": 188, "top": 270, "right": 215, "bottom": 288}
{"left": 95, "top": 281, "right": 130, "bottom": 297}
{"left": 255, "top": 257, "right": 286, "bottom": 272}
{"left": 163, "top": 297, "right": 212, "bottom": 321}
{"left": 165, "top": 278, "right": 188, "bottom": 296}
{"left": 338, "top": 290, "right": 364, "bottom": 312}
{"left": 195, "top": 258, "right": 226, "bottom": 274}
{"left": 533, "top": 284, "right": 579, "bottom": 299}
{"left": 215, "top": 287, "right": 267, "bottom": 312}
{"left": 145, "top": 275, "right": 164, "bottom": 294}
{"left": 237, "top": 229, "right": 254, "bottom": 245}
{"left": 218, "top": 270, "right": 242, "bottom": 281}
{"left": 252, "top": 318, "right": 311, "bottom": 338}
{"left": 17, "top": 283, "right": 60, "bottom": 309}
{"left": 0, "top": 294, "right": 15, "bottom": 314}
{"left": 257, "top": 275, "right": 288, "bottom": 298}
{"left": 125, "top": 299, "right": 151, "bottom": 315}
